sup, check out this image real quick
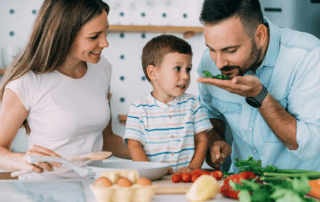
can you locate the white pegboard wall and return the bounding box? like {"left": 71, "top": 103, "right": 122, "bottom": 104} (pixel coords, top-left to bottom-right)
{"left": 104, "top": 0, "right": 203, "bottom": 27}
{"left": 0, "top": 0, "right": 207, "bottom": 153}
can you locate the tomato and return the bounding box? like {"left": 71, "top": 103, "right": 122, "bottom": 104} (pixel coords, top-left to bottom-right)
{"left": 239, "top": 171, "right": 255, "bottom": 180}
{"left": 191, "top": 169, "right": 203, "bottom": 175}
{"left": 214, "top": 170, "right": 224, "bottom": 180}
{"left": 210, "top": 172, "right": 219, "bottom": 180}
{"left": 220, "top": 184, "right": 239, "bottom": 200}
{"left": 181, "top": 173, "right": 192, "bottom": 183}
{"left": 191, "top": 173, "right": 202, "bottom": 182}
{"left": 201, "top": 171, "right": 210, "bottom": 176}
{"left": 171, "top": 174, "right": 181, "bottom": 183}
{"left": 229, "top": 174, "right": 241, "bottom": 184}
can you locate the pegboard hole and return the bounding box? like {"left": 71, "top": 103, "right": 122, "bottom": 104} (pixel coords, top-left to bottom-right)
{"left": 9, "top": 9, "right": 15, "bottom": 14}
{"left": 141, "top": 76, "right": 146, "bottom": 81}
{"left": 162, "top": 13, "right": 167, "bottom": 18}
{"left": 120, "top": 76, "right": 125, "bottom": 81}
{"left": 32, "top": 10, "right": 37, "bottom": 15}
{"left": 9, "top": 31, "right": 15, "bottom": 36}
{"left": 120, "top": 55, "right": 125, "bottom": 60}
{"left": 120, "top": 33, "right": 125, "bottom": 38}
{"left": 141, "top": 33, "right": 146, "bottom": 39}
{"left": 120, "top": 98, "right": 125, "bottom": 102}
{"left": 183, "top": 13, "right": 187, "bottom": 18}
{"left": 120, "top": 12, "right": 124, "bottom": 17}
{"left": 141, "top": 12, "right": 146, "bottom": 17}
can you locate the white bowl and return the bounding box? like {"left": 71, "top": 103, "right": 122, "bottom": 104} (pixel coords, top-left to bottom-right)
{"left": 87, "top": 161, "right": 169, "bottom": 181}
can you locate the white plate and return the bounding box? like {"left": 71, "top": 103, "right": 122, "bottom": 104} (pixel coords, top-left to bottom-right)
{"left": 87, "top": 161, "right": 170, "bottom": 181}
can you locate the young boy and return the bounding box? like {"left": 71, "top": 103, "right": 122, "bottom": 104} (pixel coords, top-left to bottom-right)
{"left": 123, "top": 35, "right": 213, "bottom": 174}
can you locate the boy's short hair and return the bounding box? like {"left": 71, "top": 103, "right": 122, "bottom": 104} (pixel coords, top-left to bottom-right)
{"left": 142, "top": 35, "right": 193, "bottom": 82}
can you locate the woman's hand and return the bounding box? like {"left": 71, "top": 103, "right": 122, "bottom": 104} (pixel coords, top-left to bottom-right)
{"left": 19, "top": 145, "right": 62, "bottom": 173}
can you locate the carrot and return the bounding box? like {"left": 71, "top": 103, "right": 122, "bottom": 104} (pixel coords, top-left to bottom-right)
{"left": 307, "top": 179, "right": 320, "bottom": 200}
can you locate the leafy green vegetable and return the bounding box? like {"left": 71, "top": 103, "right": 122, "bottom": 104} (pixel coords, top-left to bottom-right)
{"left": 234, "top": 156, "right": 320, "bottom": 180}
{"left": 202, "top": 70, "right": 229, "bottom": 80}
{"left": 234, "top": 156, "right": 278, "bottom": 176}
{"left": 230, "top": 176, "right": 317, "bottom": 202}
{"left": 202, "top": 70, "right": 214, "bottom": 78}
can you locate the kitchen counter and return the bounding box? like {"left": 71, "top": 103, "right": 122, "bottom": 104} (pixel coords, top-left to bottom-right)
{"left": 0, "top": 157, "right": 236, "bottom": 201}
{"left": 1, "top": 157, "right": 318, "bottom": 201}
{"left": 0, "top": 178, "right": 236, "bottom": 202}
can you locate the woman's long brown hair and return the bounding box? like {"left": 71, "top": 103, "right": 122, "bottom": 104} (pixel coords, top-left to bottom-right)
{"left": 0, "top": 0, "right": 109, "bottom": 134}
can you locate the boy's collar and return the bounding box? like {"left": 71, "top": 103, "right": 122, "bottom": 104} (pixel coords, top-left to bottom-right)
{"left": 148, "top": 92, "right": 178, "bottom": 110}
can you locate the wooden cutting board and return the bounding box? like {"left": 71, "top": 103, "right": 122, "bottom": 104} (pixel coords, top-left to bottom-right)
{"left": 153, "top": 175, "right": 224, "bottom": 195}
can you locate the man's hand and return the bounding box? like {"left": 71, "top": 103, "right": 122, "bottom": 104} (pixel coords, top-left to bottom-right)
{"left": 197, "top": 75, "right": 263, "bottom": 98}
{"left": 206, "top": 140, "right": 232, "bottom": 170}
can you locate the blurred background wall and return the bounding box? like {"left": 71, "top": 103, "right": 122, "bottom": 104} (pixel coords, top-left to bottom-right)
{"left": 0, "top": 0, "right": 319, "bottom": 171}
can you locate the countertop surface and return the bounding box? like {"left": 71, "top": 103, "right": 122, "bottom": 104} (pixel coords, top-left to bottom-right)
{"left": 0, "top": 178, "right": 236, "bottom": 202}
{"left": 0, "top": 156, "right": 237, "bottom": 202}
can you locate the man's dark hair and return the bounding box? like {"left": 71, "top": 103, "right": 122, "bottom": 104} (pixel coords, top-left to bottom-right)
{"left": 200, "top": 0, "right": 264, "bottom": 36}
{"left": 142, "top": 35, "right": 192, "bottom": 82}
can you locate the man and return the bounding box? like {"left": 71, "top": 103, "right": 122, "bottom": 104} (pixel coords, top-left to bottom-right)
{"left": 197, "top": 0, "right": 320, "bottom": 172}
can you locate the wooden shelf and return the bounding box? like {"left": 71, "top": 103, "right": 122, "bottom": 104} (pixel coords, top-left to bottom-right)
{"left": 0, "top": 68, "right": 6, "bottom": 75}
{"left": 108, "top": 25, "right": 203, "bottom": 39}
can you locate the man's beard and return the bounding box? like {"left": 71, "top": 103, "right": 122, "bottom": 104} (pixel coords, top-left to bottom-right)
{"left": 220, "top": 39, "right": 262, "bottom": 77}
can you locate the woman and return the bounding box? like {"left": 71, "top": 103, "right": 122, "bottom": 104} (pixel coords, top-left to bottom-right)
{"left": 0, "top": 0, "right": 130, "bottom": 179}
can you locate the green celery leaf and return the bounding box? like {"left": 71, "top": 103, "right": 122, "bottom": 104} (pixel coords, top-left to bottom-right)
{"left": 250, "top": 189, "right": 270, "bottom": 202}
{"left": 292, "top": 176, "right": 311, "bottom": 196}
{"left": 239, "top": 190, "right": 252, "bottom": 202}
{"left": 270, "top": 188, "right": 288, "bottom": 199}
{"left": 274, "top": 191, "right": 304, "bottom": 202}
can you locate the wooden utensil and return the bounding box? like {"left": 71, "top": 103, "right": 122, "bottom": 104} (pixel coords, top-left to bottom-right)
{"left": 10, "top": 151, "right": 112, "bottom": 177}
{"left": 67, "top": 152, "right": 112, "bottom": 162}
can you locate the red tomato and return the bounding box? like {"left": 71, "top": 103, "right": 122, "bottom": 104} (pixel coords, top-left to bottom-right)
{"left": 191, "top": 169, "right": 203, "bottom": 175}
{"left": 214, "top": 170, "right": 224, "bottom": 180}
{"left": 239, "top": 171, "right": 256, "bottom": 180}
{"left": 229, "top": 174, "right": 241, "bottom": 184}
{"left": 220, "top": 184, "right": 239, "bottom": 200}
{"left": 224, "top": 176, "right": 231, "bottom": 185}
{"left": 201, "top": 171, "right": 210, "bottom": 176}
{"left": 171, "top": 174, "right": 181, "bottom": 183}
{"left": 191, "top": 173, "right": 202, "bottom": 182}
{"left": 210, "top": 172, "right": 220, "bottom": 180}
{"left": 181, "top": 173, "right": 192, "bottom": 183}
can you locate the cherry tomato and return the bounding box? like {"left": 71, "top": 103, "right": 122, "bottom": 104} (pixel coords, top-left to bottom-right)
{"left": 201, "top": 171, "right": 210, "bottom": 176}
{"left": 191, "top": 173, "right": 202, "bottom": 182}
{"left": 181, "top": 173, "right": 192, "bottom": 183}
{"left": 210, "top": 172, "right": 220, "bottom": 180}
{"left": 171, "top": 174, "right": 181, "bottom": 183}
{"left": 239, "top": 171, "right": 256, "bottom": 180}
{"left": 191, "top": 169, "right": 203, "bottom": 175}
{"left": 214, "top": 170, "right": 224, "bottom": 180}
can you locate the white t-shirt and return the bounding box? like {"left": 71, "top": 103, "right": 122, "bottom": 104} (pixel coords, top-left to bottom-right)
{"left": 5, "top": 56, "right": 112, "bottom": 179}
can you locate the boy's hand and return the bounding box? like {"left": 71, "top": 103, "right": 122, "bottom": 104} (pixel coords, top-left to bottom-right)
{"left": 177, "top": 167, "right": 194, "bottom": 174}
{"left": 166, "top": 167, "right": 174, "bottom": 175}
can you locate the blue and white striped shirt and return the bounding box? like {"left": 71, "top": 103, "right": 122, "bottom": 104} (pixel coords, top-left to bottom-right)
{"left": 123, "top": 93, "right": 213, "bottom": 171}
